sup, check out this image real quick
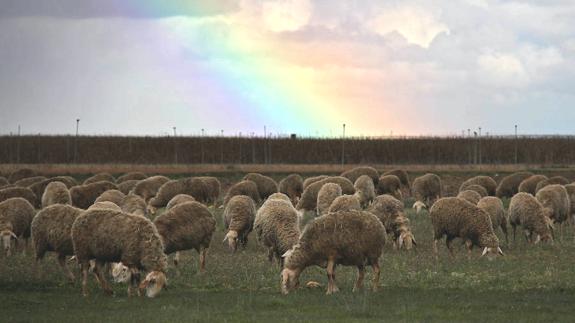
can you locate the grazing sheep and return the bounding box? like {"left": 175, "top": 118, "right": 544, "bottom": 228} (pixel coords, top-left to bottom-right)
{"left": 118, "top": 179, "right": 140, "bottom": 195}
{"left": 196, "top": 177, "right": 221, "bottom": 206}
{"left": 116, "top": 172, "right": 147, "bottom": 184}
{"left": 341, "top": 166, "right": 379, "bottom": 186}
{"left": 31, "top": 204, "right": 83, "bottom": 281}
{"left": 383, "top": 169, "right": 410, "bottom": 193}
{"left": 412, "top": 173, "right": 442, "bottom": 214}
{"left": 496, "top": 172, "right": 533, "bottom": 198}
{"left": 120, "top": 194, "right": 148, "bottom": 217}
{"left": 166, "top": 194, "right": 196, "bottom": 210}
{"left": 459, "top": 176, "right": 497, "bottom": 196}
{"left": 132, "top": 176, "right": 171, "bottom": 202}
{"left": 354, "top": 175, "right": 376, "bottom": 208}
{"left": 317, "top": 183, "right": 342, "bottom": 216}
{"left": 429, "top": 197, "right": 503, "bottom": 259}
{"left": 83, "top": 173, "right": 115, "bottom": 185}
{"left": 328, "top": 195, "right": 362, "bottom": 213}
{"left": 29, "top": 176, "right": 78, "bottom": 201}
{"left": 508, "top": 192, "right": 554, "bottom": 244}
{"left": 223, "top": 180, "right": 261, "bottom": 206}
{"left": 278, "top": 174, "right": 304, "bottom": 205}
{"left": 296, "top": 177, "right": 355, "bottom": 212}
{"left": 518, "top": 175, "right": 548, "bottom": 195}
{"left": 254, "top": 193, "right": 300, "bottom": 266}
{"left": 70, "top": 181, "right": 118, "bottom": 210}
{"left": 148, "top": 178, "right": 209, "bottom": 213}
{"left": 0, "top": 186, "right": 39, "bottom": 208}
{"left": 461, "top": 185, "right": 488, "bottom": 198}
{"left": 223, "top": 195, "right": 257, "bottom": 252}
{"left": 41, "top": 181, "right": 71, "bottom": 208}
{"left": 0, "top": 177, "right": 9, "bottom": 189}
{"left": 14, "top": 176, "right": 47, "bottom": 188}
{"left": 564, "top": 184, "right": 575, "bottom": 223}
{"left": 477, "top": 197, "right": 508, "bottom": 245}
{"left": 8, "top": 168, "right": 37, "bottom": 183}
{"left": 281, "top": 210, "right": 385, "bottom": 295}
{"left": 71, "top": 209, "right": 168, "bottom": 297}
{"left": 89, "top": 201, "right": 122, "bottom": 211}
{"left": 244, "top": 173, "right": 279, "bottom": 200}
{"left": 94, "top": 190, "right": 126, "bottom": 206}
{"left": 456, "top": 190, "right": 482, "bottom": 205}
{"left": 0, "top": 198, "right": 35, "bottom": 256}
{"left": 535, "top": 176, "right": 570, "bottom": 193}
{"left": 377, "top": 175, "right": 403, "bottom": 200}
{"left": 536, "top": 184, "right": 570, "bottom": 239}
{"left": 368, "top": 195, "right": 416, "bottom": 250}
{"left": 153, "top": 201, "right": 216, "bottom": 271}
{"left": 303, "top": 175, "right": 329, "bottom": 189}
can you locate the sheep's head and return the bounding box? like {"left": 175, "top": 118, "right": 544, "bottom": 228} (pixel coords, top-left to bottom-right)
{"left": 139, "top": 271, "right": 167, "bottom": 298}
{"left": 280, "top": 268, "right": 301, "bottom": 295}
{"left": 111, "top": 262, "right": 131, "bottom": 283}
{"left": 146, "top": 204, "right": 157, "bottom": 216}
{"left": 0, "top": 229, "right": 17, "bottom": 256}
{"left": 412, "top": 201, "right": 427, "bottom": 214}
{"left": 398, "top": 232, "right": 416, "bottom": 250}
{"left": 481, "top": 246, "right": 504, "bottom": 260}
{"left": 223, "top": 230, "right": 239, "bottom": 252}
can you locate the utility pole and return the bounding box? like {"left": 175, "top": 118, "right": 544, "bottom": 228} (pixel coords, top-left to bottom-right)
{"left": 341, "top": 124, "right": 346, "bottom": 166}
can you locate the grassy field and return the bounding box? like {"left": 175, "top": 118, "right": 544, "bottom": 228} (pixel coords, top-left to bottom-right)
{"left": 2, "top": 171, "right": 575, "bottom": 322}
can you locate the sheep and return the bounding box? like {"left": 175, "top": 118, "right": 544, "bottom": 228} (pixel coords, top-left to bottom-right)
{"left": 564, "top": 184, "right": 575, "bottom": 223}
{"left": 477, "top": 197, "right": 508, "bottom": 245}
{"left": 296, "top": 177, "right": 355, "bottom": 212}
{"left": 429, "top": 197, "right": 503, "bottom": 260}
{"left": 535, "top": 176, "right": 570, "bottom": 193}
{"left": 459, "top": 176, "right": 497, "bottom": 196}
{"left": 89, "top": 201, "right": 123, "bottom": 211}
{"left": 496, "top": 172, "right": 533, "bottom": 198}
{"left": 116, "top": 172, "right": 147, "bottom": 184}
{"left": 536, "top": 184, "right": 570, "bottom": 239}
{"left": 8, "top": 168, "right": 37, "bottom": 183}
{"left": 0, "top": 198, "right": 35, "bottom": 256}
{"left": 354, "top": 175, "right": 376, "bottom": 208}
{"left": 460, "top": 184, "right": 488, "bottom": 198}
{"left": 412, "top": 173, "right": 442, "bottom": 214}
{"left": 223, "top": 180, "right": 261, "bottom": 207}
{"left": 148, "top": 178, "right": 209, "bottom": 213}
{"left": 94, "top": 190, "right": 126, "bottom": 206}
{"left": 341, "top": 166, "right": 379, "bottom": 186}
{"left": 70, "top": 181, "right": 118, "bottom": 209}
{"left": 303, "top": 175, "right": 329, "bottom": 189}
{"left": 153, "top": 201, "right": 216, "bottom": 271}
{"left": 383, "top": 169, "right": 410, "bottom": 194}
{"left": 14, "top": 176, "right": 47, "bottom": 188}
{"left": 368, "top": 195, "right": 416, "bottom": 250}
{"left": 244, "top": 173, "right": 279, "bottom": 200}
{"left": 222, "top": 195, "right": 257, "bottom": 252}
{"left": 316, "top": 183, "right": 342, "bottom": 216}
{"left": 31, "top": 204, "right": 83, "bottom": 281}
{"left": 518, "top": 175, "right": 548, "bottom": 195}
{"left": 71, "top": 209, "right": 168, "bottom": 297}
{"left": 281, "top": 210, "right": 385, "bottom": 295}
{"left": 0, "top": 186, "right": 39, "bottom": 208}
{"left": 377, "top": 175, "right": 403, "bottom": 200}
{"left": 278, "top": 174, "right": 304, "bottom": 205}
{"left": 0, "top": 177, "right": 9, "bottom": 188}
{"left": 196, "top": 176, "right": 221, "bottom": 206}
{"left": 166, "top": 194, "right": 196, "bottom": 210}
{"left": 456, "top": 190, "right": 482, "bottom": 205}
{"left": 120, "top": 194, "right": 148, "bottom": 217}
{"left": 118, "top": 179, "right": 140, "bottom": 195}
{"left": 254, "top": 193, "right": 300, "bottom": 266}
{"left": 132, "top": 175, "right": 171, "bottom": 202}
{"left": 83, "top": 173, "right": 115, "bottom": 185}
{"left": 41, "top": 181, "right": 71, "bottom": 208}
{"left": 29, "top": 176, "right": 78, "bottom": 201}
{"left": 328, "top": 195, "right": 362, "bottom": 213}
{"left": 508, "top": 192, "right": 554, "bottom": 244}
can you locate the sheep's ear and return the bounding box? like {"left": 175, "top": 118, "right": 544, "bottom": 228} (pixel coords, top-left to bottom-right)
{"left": 412, "top": 237, "right": 417, "bottom": 246}
{"left": 481, "top": 247, "right": 488, "bottom": 257}
{"left": 534, "top": 235, "right": 541, "bottom": 245}
{"left": 497, "top": 247, "right": 504, "bottom": 256}
{"left": 282, "top": 249, "right": 293, "bottom": 259}
{"left": 9, "top": 231, "right": 17, "bottom": 240}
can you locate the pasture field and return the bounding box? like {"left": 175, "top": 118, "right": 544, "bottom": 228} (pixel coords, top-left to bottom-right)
{"left": 1, "top": 169, "right": 575, "bottom": 322}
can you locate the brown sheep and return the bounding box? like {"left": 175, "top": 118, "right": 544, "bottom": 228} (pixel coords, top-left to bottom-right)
{"left": 14, "top": 176, "right": 47, "bottom": 188}
{"left": 377, "top": 175, "right": 403, "bottom": 200}
{"left": 302, "top": 175, "right": 329, "bottom": 189}
{"left": 0, "top": 186, "right": 39, "bottom": 208}
{"left": 496, "top": 172, "right": 533, "bottom": 198}
{"left": 460, "top": 184, "right": 488, "bottom": 198}
{"left": 244, "top": 173, "right": 279, "bottom": 200}
{"left": 536, "top": 184, "right": 570, "bottom": 239}
{"left": 0, "top": 198, "right": 35, "bottom": 256}
{"left": 70, "top": 181, "right": 118, "bottom": 209}
{"left": 117, "top": 179, "right": 140, "bottom": 195}
{"left": 132, "top": 176, "right": 171, "bottom": 202}
{"left": 368, "top": 195, "right": 416, "bottom": 250}
{"left": 535, "top": 176, "right": 570, "bottom": 193}
{"left": 296, "top": 177, "right": 355, "bottom": 212}
{"left": 316, "top": 183, "right": 342, "bottom": 216}
{"left": 94, "top": 190, "right": 126, "bottom": 206}
{"left": 148, "top": 178, "right": 209, "bottom": 213}
{"left": 509, "top": 192, "right": 553, "bottom": 244}
{"left": 8, "top": 168, "right": 37, "bottom": 183}
{"left": 41, "top": 181, "right": 71, "bottom": 208}
{"left": 279, "top": 174, "right": 304, "bottom": 205}
{"left": 564, "top": 184, "right": 575, "bottom": 224}
{"left": 83, "top": 173, "right": 115, "bottom": 185}
{"left": 518, "top": 175, "right": 548, "bottom": 195}
{"left": 354, "top": 175, "right": 376, "bottom": 208}
{"left": 89, "top": 201, "right": 122, "bottom": 211}
{"left": 166, "top": 194, "right": 196, "bottom": 211}
{"left": 116, "top": 172, "right": 147, "bottom": 184}
{"left": 383, "top": 169, "right": 410, "bottom": 194}
{"left": 459, "top": 176, "right": 497, "bottom": 196}
{"left": 196, "top": 176, "right": 221, "bottom": 206}
{"left": 223, "top": 180, "right": 261, "bottom": 206}
{"left": 412, "top": 173, "right": 442, "bottom": 214}
{"left": 328, "top": 195, "right": 362, "bottom": 213}
{"left": 477, "top": 197, "right": 508, "bottom": 245}
{"left": 456, "top": 190, "right": 482, "bottom": 205}
{"left": 120, "top": 194, "right": 148, "bottom": 217}
{"left": 29, "top": 176, "right": 78, "bottom": 201}
{"left": 223, "top": 195, "right": 257, "bottom": 252}
{"left": 341, "top": 166, "right": 379, "bottom": 186}
{"left": 0, "top": 177, "right": 9, "bottom": 188}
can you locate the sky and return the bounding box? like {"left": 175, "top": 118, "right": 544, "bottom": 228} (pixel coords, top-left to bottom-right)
{"left": 0, "top": 0, "right": 574, "bottom": 137}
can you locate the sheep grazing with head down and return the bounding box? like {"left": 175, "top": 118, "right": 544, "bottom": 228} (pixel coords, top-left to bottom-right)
{"left": 316, "top": 183, "right": 342, "bottom": 216}
{"left": 254, "top": 193, "right": 300, "bottom": 266}
{"left": 223, "top": 180, "right": 261, "bottom": 207}
{"left": 412, "top": 173, "right": 442, "bottom": 215}
{"left": 354, "top": 175, "right": 376, "bottom": 208}
{"left": 496, "top": 172, "right": 533, "bottom": 198}
{"left": 536, "top": 184, "right": 570, "bottom": 239}
{"left": 477, "top": 196, "right": 509, "bottom": 245}
{"left": 89, "top": 201, "right": 122, "bottom": 211}
{"left": 508, "top": 192, "right": 554, "bottom": 244}
{"left": 196, "top": 177, "right": 221, "bottom": 206}
{"left": 518, "top": 175, "right": 548, "bottom": 195}
{"left": 83, "top": 173, "right": 115, "bottom": 185}
{"left": 148, "top": 178, "right": 209, "bottom": 214}
{"left": 94, "top": 190, "right": 126, "bottom": 206}
{"left": 564, "top": 184, "right": 575, "bottom": 223}
{"left": 29, "top": 176, "right": 78, "bottom": 201}
{"left": 223, "top": 195, "right": 257, "bottom": 252}
{"left": 281, "top": 210, "right": 385, "bottom": 295}
{"left": 14, "top": 176, "right": 47, "bottom": 188}
{"left": 279, "top": 174, "right": 304, "bottom": 205}
{"left": 377, "top": 175, "right": 402, "bottom": 200}
{"left": 461, "top": 185, "right": 488, "bottom": 198}
{"left": 8, "top": 168, "right": 37, "bottom": 183}
{"left": 296, "top": 177, "right": 355, "bottom": 213}
{"left": 457, "top": 190, "right": 482, "bottom": 205}
{"left": 72, "top": 209, "right": 168, "bottom": 297}
{"left": 120, "top": 194, "right": 148, "bottom": 217}
{"left": 303, "top": 175, "right": 329, "bottom": 190}
{"left": 244, "top": 173, "right": 278, "bottom": 200}
{"left": 132, "top": 175, "right": 171, "bottom": 202}
{"left": 429, "top": 197, "right": 503, "bottom": 260}
{"left": 0, "top": 177, "right": 9, "bottom": 188}
{"left": 383, "top": 169, "right": 410, "bottom": 195}
{"left": 41, "top": 181, "right": 71, "bottom": 208}
{"left": 0, "top": 186, "right": 39, "bottom": 208}
{"left": 341, "top": 166, "right": 379, "bottom": 186}
{"left": 118, "top": 180, "right": 141, "bottom": 195}
{"left": 0, "top": 198, "right": 35, "bottom": 256}
{"left": 459, "top": 176, "right": 497, "bottom": 196}
{"left": 535, "top": 176, "right": 570, "bottom": 193}
{"left": 116, "top": 172, "right": 147, "bottom": 184}
{"left": 368, "top": 195, "right": 416, "bottom": 250}
{"left": 166, "top": 194, "right": 196, "bottom": 211}
{"left": 328, "top": 195, "right": 362, "bottom": 213}
{"left": 70, "top": 181, "right": 118, "bottom": 209}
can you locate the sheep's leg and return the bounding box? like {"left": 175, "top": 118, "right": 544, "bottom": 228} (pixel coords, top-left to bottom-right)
{"left": 512, "top": 225, "right": 516, "bottom": 244}
{"left": 199, "top": 248, "right": 207, "bottom": 272}
{"left": 94, "top": 261, "right": 113, "bottom": 296}
{"left": 128, "top": 268, "right": 141, "bottom": 297}
{"left": 371, "top": 262, "right": 380, "bottom": 292}
{"left": 326, "top": 258, "right": 337, "bottom": 295}
{"left": 433, "top": 239, "right": 439, "bottom": 260}
{"left": 267, "top": 248, "right": 274, "bottom": 263}
{"left": 501, "top": 223, "right": 509, "bottom": 246}
{"left": 465, "top": 240, "right": 473, "bottom": 260}
{"left": 57, "top": 254, "right": 75, "bottom": 283}
{"left": 524, "top": 230, "right": 532, "bottom": 243}
{"left": 173, "top": 252, "right": 180, "bottom": 267}
{"left": 353, "top": 266, "right": 365, "bottom": 292}
{"left": 81, "top": 263, "right": 90, "bottom": 297}
{"left": 446, "top": 238, "right": 455, "bottom": 259}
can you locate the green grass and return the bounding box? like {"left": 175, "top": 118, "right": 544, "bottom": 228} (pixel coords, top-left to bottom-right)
{"left": 2, "top": 202, "right": 575, "bottom": 322}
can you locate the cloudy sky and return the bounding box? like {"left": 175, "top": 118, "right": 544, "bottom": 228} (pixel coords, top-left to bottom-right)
{"left": 0, "top": 0, "right": 574, "bottom": 137}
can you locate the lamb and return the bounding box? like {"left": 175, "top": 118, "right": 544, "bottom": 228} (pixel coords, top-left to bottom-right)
{"left": 328, "top": 195, "right": 362, "bottom": 213}
{"left": 70, "top": 181, "right": 118, "bottom": 209}
{"left": 518, "top": 175, "right": 548, "bottom": 195}
{"left": 196, "top": 176, "right": 221, "bottom": 206}
{"left": 341, "top": 166, "right": 379, "bottom": 186}
{"left": 477, "top": 197, "right": 509, "bottom": 245}
{"left": 132, "top": 175, "right": 171, "bottom": 202}
{"left": 243, "top": 173, "right": 279, "bottom": 200}
{"left": 8, "top": 168, "right": 37, "bottom": 183}
{"left": 460, "top": 184, "right": 488, "bottom": 198}
{"left": 14, "top": 176, "right": 47, "bottom": 188}
{"left": 296, "top": 177, "right": 355, "bottom": 212}
{"left": 94, "top": 190, "right": 126, "bottom": 206}
{"left": 71, "top": 209, "right": 168, "bottom": 297}
{"left": 536, "top": 184, "right": 570, "bottom": 239}
{"left": 223, "top": 195, "right": 257, "bottom": 252}
{"left": 535, "top": 176, "right": 570, "bottom": 193}
{"left": 459, "top": 176, "right": 497, "bottom": 196}
{"left": 116, "top": 172, "right": 147, "bottom": 184}
{"left": 456, "top": 190, "right": 482, "bottom": 205}
{"left": 303, "top": 175, "right": 329, "bottom": 189}
{"left": 166, "top": 194, "right": 196, "bottom": 210}
{"left": 0, "top": 198, "right": 35, "bottom": 256}
{"left": 118, "top": 179, "right": 140, "bottom": 195}
{"left": 377, "top": 175, "right": 403, "bottom": 200}
{"left": 29, "top": 176, "right": 78, "bottom": 201}
{"left": 222, "top": 180, "right": 261, "bottom": 206}
{"left": 89, "top": 201, "right": 122, "bottom": 211}
{"left": 354, "top": 175, "right": 376, "bottom": 208}
{"left": 41, "top": 181, "right": 71, "bottom": 208}
{"left": 383, "top": 169, "right": 410, "bottom": 194}
{"left": 31, "top": 204, "right": 83, "bottom": 281}
{"left": 412, "top": 173, "right": 442, "bottom": 214}
{"left": 83, "top": 173, "right": 115, "bottom": 185}
{"left": 508, "top": 192, "right": 553, "bottom": 244}
{"left": 254, "top": 193, "right": 300, "bottom": 266}
{"left": 496, "top": 172, "right": 533, "bottom": 198}
{"left": 278, "top": 174, "right": 304, "bottom": 205}
{"left": 429, "top": 197, "right": 503, "bottom": 259}
{"left": 316, "top": 183, "right": 342, "bottom": 216}
{"left": 368, "top": 195, "right": 416, "bottom": 250}
{"left": 281, "top": 210, "right": 385, "bottom": 295}
{"left": 153, "top": 201, "right": 216, "bottom": 271}
{"left": 120, "top": 194, "right": 148, "bottom": 217}
{"left": 0, "top": 186, "right": 39, "bottom": 208}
